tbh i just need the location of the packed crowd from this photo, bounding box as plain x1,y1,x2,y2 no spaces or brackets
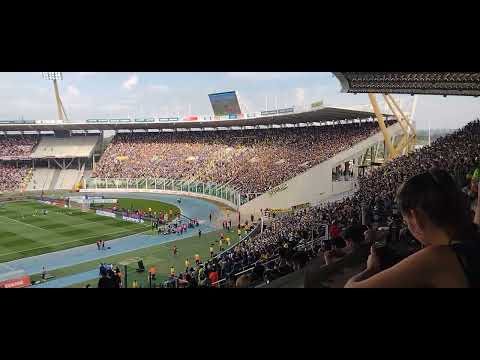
0,136,38,193
0,135,38,159
161,222,263,288
0,164,30,193
92,119,480,288
357,119,480,214
191,119,480,287
93,121,396,195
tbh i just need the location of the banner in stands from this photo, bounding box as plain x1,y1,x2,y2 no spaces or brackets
0,120,35,124
277,107,295,114
109,119,131,123
208,91,242,116
158,117,180,122
267,183,288,196
70,196,117,205
183,115,199,121
291,202,311,211
96,210,117,219
261,110,278,116
122,216,145,224
134,118,155,122
86,119,109,123
0,275,31,288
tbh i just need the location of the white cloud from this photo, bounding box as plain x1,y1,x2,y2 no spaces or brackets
122,74,139,90
67,85,80,96
78,72,97,77
294,87,305,106
148,84,169,92
99,103,134,114
226,72,310,81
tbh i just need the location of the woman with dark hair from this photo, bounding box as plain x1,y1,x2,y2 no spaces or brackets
345,169,480,288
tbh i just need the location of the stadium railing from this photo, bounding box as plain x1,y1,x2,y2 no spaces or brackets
212,222,329,288
84,178,243,210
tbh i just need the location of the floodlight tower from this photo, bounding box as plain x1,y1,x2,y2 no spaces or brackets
42,72,68,122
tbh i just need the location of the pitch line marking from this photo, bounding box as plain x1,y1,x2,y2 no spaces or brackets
0,214,51,233
0,228,151,258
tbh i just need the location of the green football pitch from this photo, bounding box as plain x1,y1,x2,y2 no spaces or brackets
0,199,179,263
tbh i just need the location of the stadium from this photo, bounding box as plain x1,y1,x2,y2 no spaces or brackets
0,72,479,288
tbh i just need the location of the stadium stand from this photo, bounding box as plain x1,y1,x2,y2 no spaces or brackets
155,119,480,288
0,135,38,160
54,169,84,190
31,135,99,158
0,164,30,193
0,135,97,192
25,168,84,191
26,168,55,191
93,120,396,195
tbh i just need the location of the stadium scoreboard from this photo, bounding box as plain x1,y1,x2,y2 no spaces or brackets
208,91,242,117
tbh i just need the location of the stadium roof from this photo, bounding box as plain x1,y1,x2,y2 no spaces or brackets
0,107,384,132
333,72,480,96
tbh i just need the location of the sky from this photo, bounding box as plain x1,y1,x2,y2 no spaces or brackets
0,72,479,130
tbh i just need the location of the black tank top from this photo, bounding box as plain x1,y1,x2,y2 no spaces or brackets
450,242,480,288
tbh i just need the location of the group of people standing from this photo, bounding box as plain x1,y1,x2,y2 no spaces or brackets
96,240,107,251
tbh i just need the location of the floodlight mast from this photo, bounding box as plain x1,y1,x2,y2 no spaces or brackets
42,72,68,123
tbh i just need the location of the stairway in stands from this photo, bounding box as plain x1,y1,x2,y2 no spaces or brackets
48,169,61,191
27,167,86,191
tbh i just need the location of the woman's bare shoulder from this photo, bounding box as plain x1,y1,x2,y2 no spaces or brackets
411,245,457,264
412,245,468,287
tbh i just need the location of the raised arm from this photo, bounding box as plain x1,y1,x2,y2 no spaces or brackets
345,247,433,288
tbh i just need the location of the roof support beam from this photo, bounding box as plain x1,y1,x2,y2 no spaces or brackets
383,95,410,157
368,93,396,161
386,94,417,154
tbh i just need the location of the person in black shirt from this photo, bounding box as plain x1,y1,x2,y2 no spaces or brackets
98,272,112,288
344,223,368,246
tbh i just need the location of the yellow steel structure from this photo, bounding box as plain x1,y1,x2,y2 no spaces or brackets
383,95,410,157
368,93,395,160
386,94,416,153
368,93,416,161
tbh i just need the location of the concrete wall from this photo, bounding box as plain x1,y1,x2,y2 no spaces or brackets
240,123,402,218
